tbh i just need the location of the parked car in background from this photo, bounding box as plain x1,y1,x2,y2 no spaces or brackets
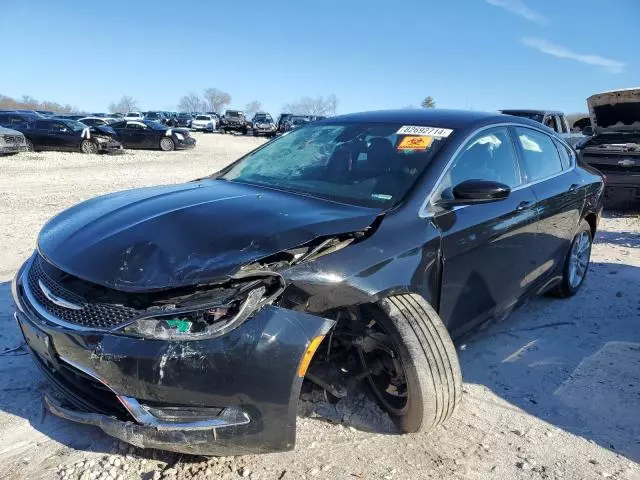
500,109,586,146
0,111,39,127
176,113,193,128
124,112,144,121
575,88,640,207
9,118,122,154
109,120,196,151
12,109,603,456
282,115,310,132
144,111,168,125
251,112,276,137
191,114,217,132
220,110,247,134
0,125,27,155
276,113,293,133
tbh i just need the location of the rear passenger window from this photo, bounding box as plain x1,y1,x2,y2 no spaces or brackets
514,127,563,182
554,141,573,170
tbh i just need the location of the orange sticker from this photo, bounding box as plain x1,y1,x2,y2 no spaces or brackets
397,136,433,151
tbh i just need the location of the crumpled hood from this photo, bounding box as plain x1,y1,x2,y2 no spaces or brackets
588,88,640,133
37,179,380,292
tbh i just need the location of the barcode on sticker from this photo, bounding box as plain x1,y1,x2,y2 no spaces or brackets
397,126,453,137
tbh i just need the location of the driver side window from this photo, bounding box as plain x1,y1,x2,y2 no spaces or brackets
436,127,521,200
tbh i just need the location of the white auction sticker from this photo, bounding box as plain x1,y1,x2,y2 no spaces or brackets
397,126,453,137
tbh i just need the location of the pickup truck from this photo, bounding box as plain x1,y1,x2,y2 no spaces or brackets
500,109,587,146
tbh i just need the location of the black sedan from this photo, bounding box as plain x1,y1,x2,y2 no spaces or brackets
8,118,122,154
109,120,195,151
12,110,603,455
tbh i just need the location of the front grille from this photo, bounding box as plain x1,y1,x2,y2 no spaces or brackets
32,353,131,420
3,135,22,144
26,256,141,329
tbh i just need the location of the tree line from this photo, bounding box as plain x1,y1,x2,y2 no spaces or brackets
108,91,340,117
0,94,74,113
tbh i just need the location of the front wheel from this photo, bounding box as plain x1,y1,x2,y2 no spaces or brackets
359,294,462,433
159,137,175,151
80,139,98,154
554,219,592,297
25,139,34,152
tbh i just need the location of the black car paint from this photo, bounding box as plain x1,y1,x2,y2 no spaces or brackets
109,121,195,150
13,110,603,455
7,119,122,153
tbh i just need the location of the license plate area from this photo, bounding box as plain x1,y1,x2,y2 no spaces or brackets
19,316,57,366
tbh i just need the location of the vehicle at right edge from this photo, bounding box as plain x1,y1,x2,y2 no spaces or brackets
575,88,640,207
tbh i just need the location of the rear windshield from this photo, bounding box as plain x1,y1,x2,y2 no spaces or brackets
219,122,450,208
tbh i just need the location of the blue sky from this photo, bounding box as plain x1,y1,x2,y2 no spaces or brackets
1,0,637,115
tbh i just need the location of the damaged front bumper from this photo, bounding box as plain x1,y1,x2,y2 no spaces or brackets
12,260,333,455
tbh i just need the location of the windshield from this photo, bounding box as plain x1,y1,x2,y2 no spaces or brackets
254,115,271,122
64,120,88,132
178,113,191,118
219,122,449,208
226,111,240,117
144,120,167,130
195,115,210,120
146,112,161,118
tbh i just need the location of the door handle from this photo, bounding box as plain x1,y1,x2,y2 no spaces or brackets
569,183,579,191
516,200,533,211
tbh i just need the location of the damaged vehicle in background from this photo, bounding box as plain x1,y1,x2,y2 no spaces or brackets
12,110,603,455
251,112,276,137
574,88,640,207
7,118,123,154
0,125,28,155
109,120,196,151
220,110,247,135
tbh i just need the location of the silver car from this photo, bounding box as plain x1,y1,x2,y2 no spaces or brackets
0,125,27,155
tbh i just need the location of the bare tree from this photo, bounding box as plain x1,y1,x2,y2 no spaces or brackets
282,95,338,116
178,92,206,113
108,95,139,114
203,88,231,113
0,94,73,113
244,100,262,117
421,96,436,108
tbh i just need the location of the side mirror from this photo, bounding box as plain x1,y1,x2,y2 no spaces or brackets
582,126,593,136
438,179,511,206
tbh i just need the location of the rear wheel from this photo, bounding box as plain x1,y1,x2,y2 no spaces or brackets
359,294,461,433
80,139,98,154
160,137,175,151
554,219,592,297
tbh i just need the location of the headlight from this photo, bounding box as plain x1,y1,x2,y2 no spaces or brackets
175,132,185,140
120,285,267,340
96,137,108,143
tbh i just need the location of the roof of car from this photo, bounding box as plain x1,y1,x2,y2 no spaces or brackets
500,109,563,115
323,109,512,128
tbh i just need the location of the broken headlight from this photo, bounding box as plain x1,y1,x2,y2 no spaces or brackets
120,285,266,340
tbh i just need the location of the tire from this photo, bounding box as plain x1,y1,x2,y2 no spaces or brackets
242,127,247,135
554,219,592,297
25,139,34,152
160,137,175,151
80,139,98,154
361,294,462,433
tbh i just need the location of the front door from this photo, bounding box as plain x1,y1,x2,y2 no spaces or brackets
431,126,539,335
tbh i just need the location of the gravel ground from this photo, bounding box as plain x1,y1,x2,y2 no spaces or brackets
0,133,638,480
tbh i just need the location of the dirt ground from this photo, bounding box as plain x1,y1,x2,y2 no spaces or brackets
0,133,638,480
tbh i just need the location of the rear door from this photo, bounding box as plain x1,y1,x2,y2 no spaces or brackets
432,126,539,335
512,126,584,288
